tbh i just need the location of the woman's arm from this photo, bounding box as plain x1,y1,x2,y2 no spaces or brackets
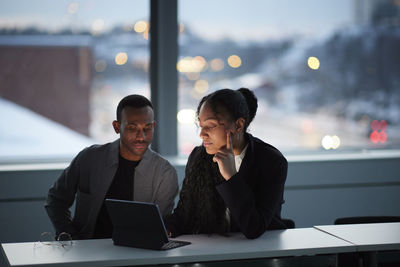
216,154,288,239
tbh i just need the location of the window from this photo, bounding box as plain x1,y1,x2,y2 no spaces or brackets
178,0,400,155
0,0,149,162
2,0,399,160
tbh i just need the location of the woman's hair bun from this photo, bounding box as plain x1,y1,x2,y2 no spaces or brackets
238,88,258,124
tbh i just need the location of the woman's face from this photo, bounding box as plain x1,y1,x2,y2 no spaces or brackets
198,102,233,155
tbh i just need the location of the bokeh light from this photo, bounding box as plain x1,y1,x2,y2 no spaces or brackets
227,55,242,68
177,109,196,124
115,52,128,65
91,19,104,35
177,57,192,72
322,135,341,150
307,56,320,70
134,20,147,33
331,135,341,149
370,131,380,143
322,135,333,150
177,56,207,73
192,56,207,72
370,120,388,143
209,58,224,71
194,80,209,94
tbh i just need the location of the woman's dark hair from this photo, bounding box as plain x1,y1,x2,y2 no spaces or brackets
177,148,230,235
116,94,153,122
196,88,258,132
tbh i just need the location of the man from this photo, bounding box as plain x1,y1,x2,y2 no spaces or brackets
45,95,178,239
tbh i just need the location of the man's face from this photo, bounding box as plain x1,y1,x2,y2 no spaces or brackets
113,106,155,161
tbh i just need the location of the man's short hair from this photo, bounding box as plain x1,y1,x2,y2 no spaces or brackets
116,95,153,122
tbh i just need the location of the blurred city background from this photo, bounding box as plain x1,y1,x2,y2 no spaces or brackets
0,0,399,161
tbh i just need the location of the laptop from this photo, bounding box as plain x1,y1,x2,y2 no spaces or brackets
105,199,191,250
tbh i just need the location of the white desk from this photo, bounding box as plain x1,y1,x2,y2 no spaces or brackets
314,222,400,251
1,228,355,267
314,223,400,267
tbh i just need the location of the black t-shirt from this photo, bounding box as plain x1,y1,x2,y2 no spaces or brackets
93,155,140,238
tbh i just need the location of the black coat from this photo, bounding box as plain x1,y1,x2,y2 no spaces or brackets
166,134,288,239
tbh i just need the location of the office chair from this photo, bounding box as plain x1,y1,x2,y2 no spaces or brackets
334,216,400,267
334,216,400,225
282,218,295,229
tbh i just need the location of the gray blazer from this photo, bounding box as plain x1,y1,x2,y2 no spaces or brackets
45,139,178,239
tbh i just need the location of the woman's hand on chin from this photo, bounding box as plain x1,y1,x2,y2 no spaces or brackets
213,132,237,180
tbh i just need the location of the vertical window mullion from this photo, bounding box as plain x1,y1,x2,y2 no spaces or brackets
150,0,178,155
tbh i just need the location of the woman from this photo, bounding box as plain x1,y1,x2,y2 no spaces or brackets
165,88,288,239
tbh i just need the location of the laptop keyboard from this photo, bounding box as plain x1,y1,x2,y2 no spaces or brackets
161,240,191,250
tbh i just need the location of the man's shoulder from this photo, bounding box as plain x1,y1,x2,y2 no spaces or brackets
76,140,118,160
143,148,174,169
136,148,178,185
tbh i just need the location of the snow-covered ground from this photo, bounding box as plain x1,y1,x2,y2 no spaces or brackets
0,98,94,162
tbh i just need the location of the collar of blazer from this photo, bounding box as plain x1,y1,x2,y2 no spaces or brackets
106,138,156,172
